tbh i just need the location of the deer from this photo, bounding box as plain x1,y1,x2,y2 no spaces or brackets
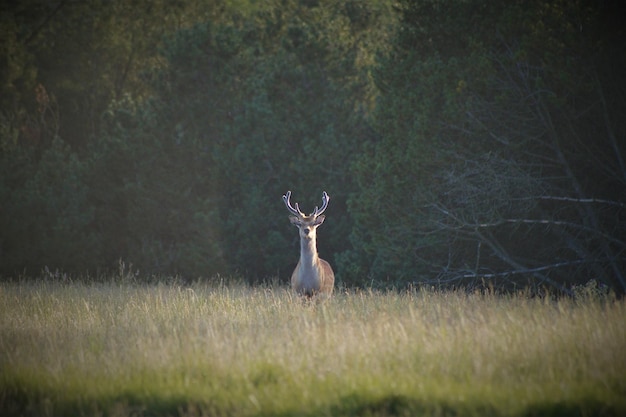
283,190,335,298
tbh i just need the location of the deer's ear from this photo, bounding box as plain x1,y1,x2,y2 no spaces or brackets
289,216,301,225
313,215,325,225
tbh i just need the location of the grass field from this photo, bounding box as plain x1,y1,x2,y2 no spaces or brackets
1,279,625,416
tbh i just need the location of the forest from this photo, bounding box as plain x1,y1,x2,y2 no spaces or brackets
1,0,625,293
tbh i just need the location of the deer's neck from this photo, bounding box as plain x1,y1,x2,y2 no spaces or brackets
295,235,326,294
299,236,320,268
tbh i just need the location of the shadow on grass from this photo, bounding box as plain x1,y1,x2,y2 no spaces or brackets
2,390,624,417
520,400,621,417
0,389,230,417
330,393,495,417
328,393,622,417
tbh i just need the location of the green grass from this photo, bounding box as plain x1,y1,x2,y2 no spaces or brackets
1,280,625,416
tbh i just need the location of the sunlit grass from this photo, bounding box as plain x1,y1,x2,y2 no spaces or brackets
1,279,625,416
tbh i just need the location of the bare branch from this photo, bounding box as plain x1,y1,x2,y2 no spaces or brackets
478,218,624,248
474,229,574,295
595,70,626,184
511,195,626,208
23,1,68,45
462,259,596,279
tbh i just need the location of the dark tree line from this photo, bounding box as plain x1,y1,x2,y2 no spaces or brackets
343,0,626,292
1,0,624,293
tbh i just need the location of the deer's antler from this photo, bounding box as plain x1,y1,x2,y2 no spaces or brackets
283,191,330,217
283,190,305,217
312,191,330,217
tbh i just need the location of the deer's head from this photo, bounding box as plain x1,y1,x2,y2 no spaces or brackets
283,191,330,240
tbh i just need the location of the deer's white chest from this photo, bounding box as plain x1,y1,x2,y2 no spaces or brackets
296,260,323,291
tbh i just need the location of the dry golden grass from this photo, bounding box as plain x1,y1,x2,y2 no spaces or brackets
1,280,625,416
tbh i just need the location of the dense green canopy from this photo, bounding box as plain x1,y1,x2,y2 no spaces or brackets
1,0,624,292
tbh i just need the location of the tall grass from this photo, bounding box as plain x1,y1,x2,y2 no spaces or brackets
1,280,625,416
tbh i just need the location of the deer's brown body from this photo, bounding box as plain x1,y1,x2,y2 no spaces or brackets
283,191,335,297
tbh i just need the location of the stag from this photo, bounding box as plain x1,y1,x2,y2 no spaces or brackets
283,191,335,297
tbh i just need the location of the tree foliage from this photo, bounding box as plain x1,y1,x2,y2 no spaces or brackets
1,0,624,293
346,0,626,291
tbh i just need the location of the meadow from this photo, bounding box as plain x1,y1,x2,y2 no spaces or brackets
1,278,625,416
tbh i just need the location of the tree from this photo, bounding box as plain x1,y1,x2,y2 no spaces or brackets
347,0,626,292
0,138,98,273
78,0,395,281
